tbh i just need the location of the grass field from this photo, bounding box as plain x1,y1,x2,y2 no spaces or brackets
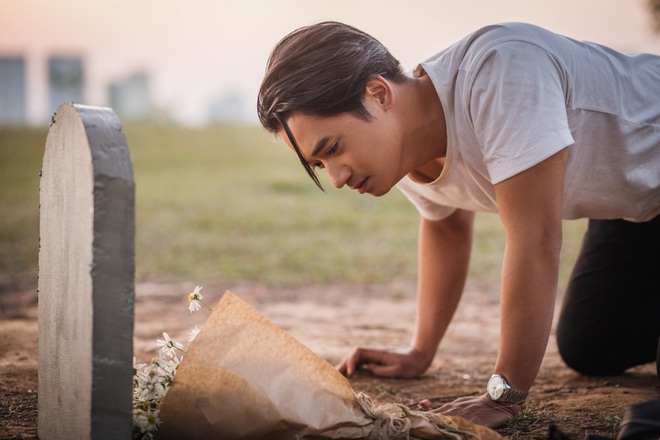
0,124,587,289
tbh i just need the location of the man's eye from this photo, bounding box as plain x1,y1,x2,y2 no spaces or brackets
326,142,338,157
313,162,325,170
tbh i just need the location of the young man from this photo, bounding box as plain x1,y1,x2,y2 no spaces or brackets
257,21,660,428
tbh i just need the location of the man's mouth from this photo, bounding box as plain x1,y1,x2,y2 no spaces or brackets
354,177,369,194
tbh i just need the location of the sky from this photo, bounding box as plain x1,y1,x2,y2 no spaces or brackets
1,0,659,125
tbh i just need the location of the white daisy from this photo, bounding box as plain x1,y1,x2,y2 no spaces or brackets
187,286,212,313
156,355,180,377
156,332,184,358
139,368,167,401
188,286,204,312
133,407,160,437
188,325,201,342
133,356,147,374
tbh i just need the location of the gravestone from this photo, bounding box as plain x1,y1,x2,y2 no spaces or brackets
38,103,135,439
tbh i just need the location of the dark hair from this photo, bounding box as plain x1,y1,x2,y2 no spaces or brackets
257,21,408,189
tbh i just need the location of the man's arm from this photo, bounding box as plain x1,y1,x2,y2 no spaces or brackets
412,209,474,367
493,149,566,391
337,208,474,377
437,148,567,428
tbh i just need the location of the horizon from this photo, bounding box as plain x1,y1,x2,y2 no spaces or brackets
1,0,658,125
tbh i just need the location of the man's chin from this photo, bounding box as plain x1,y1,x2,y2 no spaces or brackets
368,185,392,197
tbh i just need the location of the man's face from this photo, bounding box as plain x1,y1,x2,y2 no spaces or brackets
279,100,405,197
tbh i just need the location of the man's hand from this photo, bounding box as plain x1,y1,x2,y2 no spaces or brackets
336,347,430,378
433,394,520,429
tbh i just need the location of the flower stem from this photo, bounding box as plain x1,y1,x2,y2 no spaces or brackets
199,299,213,312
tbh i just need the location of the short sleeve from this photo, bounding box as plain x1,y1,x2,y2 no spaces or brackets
466,41,575,183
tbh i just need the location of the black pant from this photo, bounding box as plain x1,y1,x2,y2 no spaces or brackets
556,215,660,376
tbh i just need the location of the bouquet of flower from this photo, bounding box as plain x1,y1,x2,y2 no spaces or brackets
132,286,211,439
147,290,503,440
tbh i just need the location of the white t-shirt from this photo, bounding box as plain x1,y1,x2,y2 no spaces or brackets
396,23,660,222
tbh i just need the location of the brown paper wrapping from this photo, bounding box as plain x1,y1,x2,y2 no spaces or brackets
158,291,504,440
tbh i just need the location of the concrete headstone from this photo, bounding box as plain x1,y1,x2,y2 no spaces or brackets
38,103,135,439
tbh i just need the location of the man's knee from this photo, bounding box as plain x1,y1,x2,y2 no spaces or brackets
557,343,626,376
556,322,627,376
557,321,659,376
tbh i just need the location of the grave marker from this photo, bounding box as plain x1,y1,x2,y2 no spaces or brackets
38,103,135,439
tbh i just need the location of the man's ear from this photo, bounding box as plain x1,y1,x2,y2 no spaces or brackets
364,76,394,110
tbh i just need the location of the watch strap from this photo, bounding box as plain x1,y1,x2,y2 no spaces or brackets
500,387,528,404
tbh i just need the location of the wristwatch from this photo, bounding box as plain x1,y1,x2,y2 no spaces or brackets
486,374,528,404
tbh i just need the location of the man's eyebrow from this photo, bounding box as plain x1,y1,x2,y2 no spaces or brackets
311,136,330,158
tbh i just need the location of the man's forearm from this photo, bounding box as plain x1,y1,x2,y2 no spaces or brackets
412,211,474,364
494,240,561,392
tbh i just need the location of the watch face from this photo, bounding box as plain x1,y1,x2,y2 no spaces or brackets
487,375,505,400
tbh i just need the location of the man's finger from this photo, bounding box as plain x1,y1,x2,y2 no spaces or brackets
338,348,367,376
364,362,400,377
336,347,393,376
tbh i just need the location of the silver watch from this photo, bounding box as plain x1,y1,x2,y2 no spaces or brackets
486,374,528,404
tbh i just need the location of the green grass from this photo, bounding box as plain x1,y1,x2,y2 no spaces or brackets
0,124,586,288
0,127,47,285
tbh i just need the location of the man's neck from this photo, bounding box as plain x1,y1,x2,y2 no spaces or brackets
398,70,448,179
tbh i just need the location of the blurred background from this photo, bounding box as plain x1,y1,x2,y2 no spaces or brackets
1,0,659,293
1,0,659,126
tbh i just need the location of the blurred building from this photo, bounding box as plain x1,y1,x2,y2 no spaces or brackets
108,72,151,122
208,91,249,124
48,56,85,117
0,56,27,125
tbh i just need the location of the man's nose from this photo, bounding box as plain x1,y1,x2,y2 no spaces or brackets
328,163,351,189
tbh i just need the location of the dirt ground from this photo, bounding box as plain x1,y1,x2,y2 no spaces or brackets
1,279,658,440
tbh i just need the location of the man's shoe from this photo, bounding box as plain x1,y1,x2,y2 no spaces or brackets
615,399,660,440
